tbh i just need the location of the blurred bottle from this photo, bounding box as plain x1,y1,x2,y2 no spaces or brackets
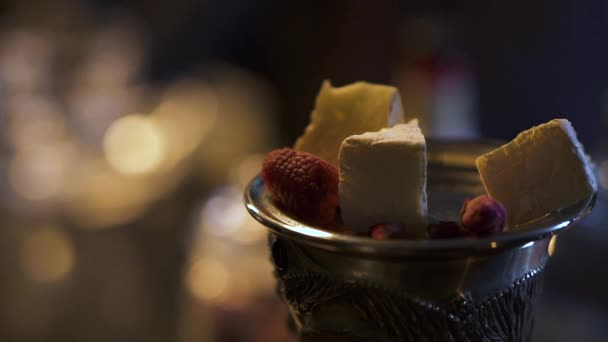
393,16,478,138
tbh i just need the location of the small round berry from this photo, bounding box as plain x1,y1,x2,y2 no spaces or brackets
460,195,507,236
369,223,407,240
262,148,339,226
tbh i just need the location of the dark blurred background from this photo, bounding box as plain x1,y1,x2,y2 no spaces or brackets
0,0,606,341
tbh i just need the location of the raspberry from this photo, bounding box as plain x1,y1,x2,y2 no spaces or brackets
427,221,464,239
262,148,339,225
369,223,406,240
460,195,507,236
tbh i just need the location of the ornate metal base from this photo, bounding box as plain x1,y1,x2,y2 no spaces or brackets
271,234,544,342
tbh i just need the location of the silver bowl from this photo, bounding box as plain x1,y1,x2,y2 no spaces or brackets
244,139,595,341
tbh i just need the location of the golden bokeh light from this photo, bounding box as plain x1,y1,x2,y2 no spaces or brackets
21,227,75,283
63,156,153,229
5,94,67,150
222,257,276,309
9,144,73,201
66,85,139,144
196,65,277,185
187,258,229,303
201,187,247,238
152,80,218,170
103,114,167,175
77,18,143,88
0,31,52,90
198,185,267,244
229,154,265,189
231,214,266,245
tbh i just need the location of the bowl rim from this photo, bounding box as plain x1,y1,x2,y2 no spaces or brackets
244,139,596,257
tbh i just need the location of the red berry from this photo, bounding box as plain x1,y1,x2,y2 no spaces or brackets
262,148,339,225
460,195,507,236
427,221,464,239
369,223,406,240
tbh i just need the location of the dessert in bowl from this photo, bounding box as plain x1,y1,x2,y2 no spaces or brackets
244,81,596,341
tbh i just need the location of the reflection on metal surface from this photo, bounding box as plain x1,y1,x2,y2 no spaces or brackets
521,241,535,249
21,227,75,283
103,114,167,175
293,228,333,238
548,235,557,256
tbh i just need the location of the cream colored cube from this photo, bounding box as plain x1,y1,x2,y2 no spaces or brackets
476,119,597,225
295,80,404,167
338,121,427,234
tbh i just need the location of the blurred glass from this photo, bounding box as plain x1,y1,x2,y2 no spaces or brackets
0,1,284,341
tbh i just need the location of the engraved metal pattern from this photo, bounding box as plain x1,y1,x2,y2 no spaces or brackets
278,269,542,342
268,230,544,342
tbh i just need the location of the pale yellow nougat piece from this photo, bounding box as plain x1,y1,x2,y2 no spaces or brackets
339,120,427,234
295,80,404,167
476,119,597,225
